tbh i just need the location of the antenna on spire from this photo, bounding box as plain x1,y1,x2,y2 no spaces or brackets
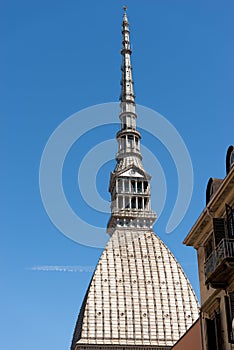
123,5,127,12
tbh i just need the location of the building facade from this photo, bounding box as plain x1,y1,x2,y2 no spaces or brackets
184,145,234,350
71,9,199,349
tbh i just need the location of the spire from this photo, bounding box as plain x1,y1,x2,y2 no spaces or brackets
120,6,135,107
106,8,156,234
117,6,141,162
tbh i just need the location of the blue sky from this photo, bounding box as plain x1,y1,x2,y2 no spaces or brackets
2,1,234,349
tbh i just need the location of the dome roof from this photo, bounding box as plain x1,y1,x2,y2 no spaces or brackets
71,229,199,349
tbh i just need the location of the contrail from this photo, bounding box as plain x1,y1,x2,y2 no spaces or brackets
29,265,95,272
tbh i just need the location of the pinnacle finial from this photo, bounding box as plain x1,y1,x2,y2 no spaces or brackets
123,5,128,23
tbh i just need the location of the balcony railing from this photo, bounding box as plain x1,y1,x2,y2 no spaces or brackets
205,238,234,280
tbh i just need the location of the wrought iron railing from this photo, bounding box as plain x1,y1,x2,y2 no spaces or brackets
205,238,234,279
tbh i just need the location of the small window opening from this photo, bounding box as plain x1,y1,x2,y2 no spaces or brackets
118,179,123,193
131,197,136,209
125,196,130,209
118,196,123,209
137,181,142,193
131,180,135,192
138,197,143,209
124,179,129,192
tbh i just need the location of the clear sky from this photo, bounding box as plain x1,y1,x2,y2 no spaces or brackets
2,1,234,349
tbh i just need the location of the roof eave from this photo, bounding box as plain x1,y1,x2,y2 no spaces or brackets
183,166,234,248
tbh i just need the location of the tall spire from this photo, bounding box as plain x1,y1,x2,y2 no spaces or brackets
107,7,156,234
116,6,141,164
120,6,135,108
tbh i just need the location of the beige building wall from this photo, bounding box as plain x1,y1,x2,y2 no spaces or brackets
184,146,234,350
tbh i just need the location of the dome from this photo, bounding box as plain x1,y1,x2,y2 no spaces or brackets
71,230,199,349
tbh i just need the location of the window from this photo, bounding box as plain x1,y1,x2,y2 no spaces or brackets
126,115,131,129
125,196,130,209
204,236,214,259
135,137,139,147
231,150,234,168
213,218,226,246
144,198,149,210
121,136,126,149
118,196,123,209
122,116,127,130
137,181,142,193
206,318,216,349
124,179,129,192
131,180,135,192
227,147,234,173
118,179,123,193
138,197,143,209
225,292,234,343
144,181,148,192
128,135,134,148
206,312,222,350
226,204,234,238
131,197,136,209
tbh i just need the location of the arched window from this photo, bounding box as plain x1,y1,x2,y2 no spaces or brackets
226,145,234,174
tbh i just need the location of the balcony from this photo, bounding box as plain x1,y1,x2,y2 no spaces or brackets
205,238,234,288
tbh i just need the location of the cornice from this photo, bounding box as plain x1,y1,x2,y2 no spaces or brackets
183,166,234,248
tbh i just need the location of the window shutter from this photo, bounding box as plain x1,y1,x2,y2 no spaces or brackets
226,204,234,238
213,218,226,246
204,236,213,259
